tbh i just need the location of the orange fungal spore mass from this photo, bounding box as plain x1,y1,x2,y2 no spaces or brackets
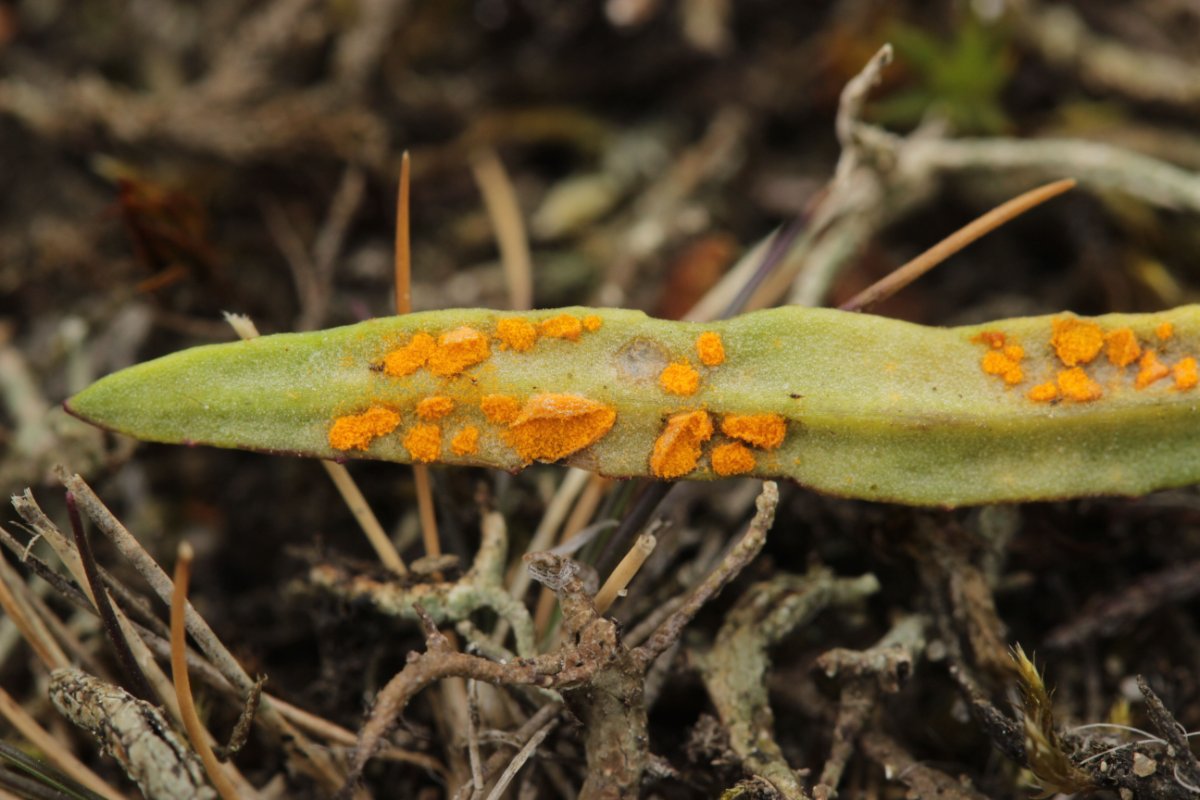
539,314,583,341
659,362,701,396
583,315,602,332
1173,357,1198,390
495,318,538,352
1057,368,1102,402
1027,383,1059,403
980,348,1024,386
721,414,787,450
481,394,522,424
383,333,435,377
504,393,616,462
696,332,725,366
1157,322,1175,341
1051,318,1104,367
416,396,455,421
328,406,401,451
451,426,480,456
1105,328,1141,368
1136,351,1170,389
711,442,755,476
428,326,490,376
404,424,441,462
650,410,713,479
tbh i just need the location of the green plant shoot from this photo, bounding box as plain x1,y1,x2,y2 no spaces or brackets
66,304,1200,507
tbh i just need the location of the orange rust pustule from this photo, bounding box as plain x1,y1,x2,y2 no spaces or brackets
583,315,602,332
416,396,455,421
981,345,1024,386
481,394,522,424
1027,382,1059,403
451,426,480,456
1051,318,1104,367
328,406,401,451
710,442,755,476
650,410,713,479
404,424,441,462
504,393,616,462
539,314,583,341
659,362,701,396
1057,367,1102,402
495,318,538,352
428,326,490,376
1136,351,1170,389
383,332,435,377
721,414,787,450
1157,322,1175,341
1105,328,1141,368
696,331,725,367
1173,357,1198,390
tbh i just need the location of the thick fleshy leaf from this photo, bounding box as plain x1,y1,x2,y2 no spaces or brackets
67,305,1200,506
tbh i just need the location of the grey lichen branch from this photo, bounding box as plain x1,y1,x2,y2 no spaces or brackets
309,510,537,657
693,566,882,800
342,559,620,797
812,614,928,799
859,731,991,800
348,481,783,800
50,668,217,800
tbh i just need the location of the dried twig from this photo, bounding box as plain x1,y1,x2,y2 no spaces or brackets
635,481,779,666
1046,560,1200,649
66,491,154,701
1137,675,1200,789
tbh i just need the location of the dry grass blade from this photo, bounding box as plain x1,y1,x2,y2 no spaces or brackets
321,459,408,575
395,151,412,316
0,551,68,671
471,147,535,312
593,532,656,615
170,542,242,800
395,154,443,567
840,178,1077,312
482,716,558,800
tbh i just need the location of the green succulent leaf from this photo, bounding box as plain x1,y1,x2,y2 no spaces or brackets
67,305,1200,507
